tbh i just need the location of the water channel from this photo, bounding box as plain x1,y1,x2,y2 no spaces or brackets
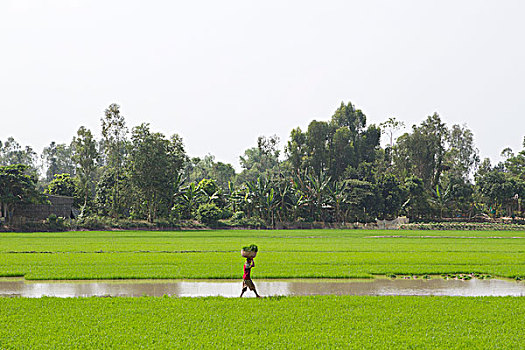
0,278,524,298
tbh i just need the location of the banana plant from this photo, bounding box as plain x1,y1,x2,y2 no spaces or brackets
174,182,206,219
225,181,244,213
246,175,279,226
286,189,307,222
326,180,348,223
275,175,295,223
432,182,452,218
305,171,331,222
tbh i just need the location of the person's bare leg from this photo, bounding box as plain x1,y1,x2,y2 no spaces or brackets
253,287,261,298
240,286,247,297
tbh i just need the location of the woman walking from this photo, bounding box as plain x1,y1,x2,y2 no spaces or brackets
240,257,261,298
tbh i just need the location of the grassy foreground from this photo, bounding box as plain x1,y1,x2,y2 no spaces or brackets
0,229,525,280
0,296,523,349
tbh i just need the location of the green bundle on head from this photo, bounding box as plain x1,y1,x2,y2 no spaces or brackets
242,244,258,252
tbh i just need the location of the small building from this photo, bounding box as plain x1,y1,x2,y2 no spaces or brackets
15,194,75,221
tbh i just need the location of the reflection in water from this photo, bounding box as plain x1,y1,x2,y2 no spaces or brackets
286,278,525,297
0,278,524,298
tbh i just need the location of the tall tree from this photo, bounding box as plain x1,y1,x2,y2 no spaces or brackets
0,137,37,170
305,120,331,176
129,123,186,222
100,103,128,216
71,126,98,215
504,137,525,181
394,113,447,190
237,135,281,185
286,102,381,182
380,117,405,149
185,155,235,191
41,142,75,183
285,127,307,171
330,101,366,137
329,127,354,180
445,124,479,179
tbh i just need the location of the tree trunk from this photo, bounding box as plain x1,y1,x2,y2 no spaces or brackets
6,204,13,225
81,185,89,217
148,194,153,223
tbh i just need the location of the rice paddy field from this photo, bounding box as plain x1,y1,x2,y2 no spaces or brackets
1,229,525,349
0,229,524,280
0,296,524,349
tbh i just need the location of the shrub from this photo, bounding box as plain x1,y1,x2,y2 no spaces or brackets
399,222,525,231
196,203,222,227
222,213,266,229
220,208,233,220
47,214,57,224
46,214,67,231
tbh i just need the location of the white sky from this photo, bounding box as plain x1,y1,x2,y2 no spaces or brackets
1,0,524,170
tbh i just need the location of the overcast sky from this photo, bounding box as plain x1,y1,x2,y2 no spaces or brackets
1,0,524,170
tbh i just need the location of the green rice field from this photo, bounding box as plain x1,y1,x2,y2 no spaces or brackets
1,229,525,349
0,229,524,280
0,296,524,349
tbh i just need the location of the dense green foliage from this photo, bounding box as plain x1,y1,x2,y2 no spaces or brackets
45,173,79,204
0,230,524,280
196,202,223,227
129,123,186,222
2,101,525,227
0,164,42,224
0,296,523,349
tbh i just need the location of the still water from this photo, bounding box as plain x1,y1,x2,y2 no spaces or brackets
0,278,524,298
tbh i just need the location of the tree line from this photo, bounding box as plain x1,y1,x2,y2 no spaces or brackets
1,101,524,226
